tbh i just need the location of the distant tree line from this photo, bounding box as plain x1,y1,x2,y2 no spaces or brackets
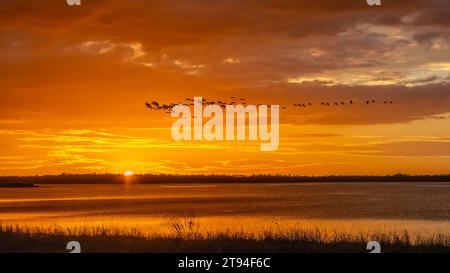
0,173,449,185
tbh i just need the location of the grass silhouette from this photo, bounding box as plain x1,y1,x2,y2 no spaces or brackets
1,220,448,253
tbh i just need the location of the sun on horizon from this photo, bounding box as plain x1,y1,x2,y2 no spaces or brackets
123,170,134,177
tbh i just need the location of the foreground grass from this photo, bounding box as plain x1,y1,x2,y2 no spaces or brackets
1,224,449,253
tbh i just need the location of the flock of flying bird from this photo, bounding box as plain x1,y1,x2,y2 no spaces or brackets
145,97,394,114
295,99,394,107
145,97,249,114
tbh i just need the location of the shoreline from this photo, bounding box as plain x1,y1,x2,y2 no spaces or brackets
0,183,37,188
1,174,450,185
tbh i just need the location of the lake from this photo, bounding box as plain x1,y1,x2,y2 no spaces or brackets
1,182,449,236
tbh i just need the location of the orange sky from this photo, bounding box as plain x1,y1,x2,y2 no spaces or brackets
0,0,449,176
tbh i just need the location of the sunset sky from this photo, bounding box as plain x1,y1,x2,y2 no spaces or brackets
1,0,449,176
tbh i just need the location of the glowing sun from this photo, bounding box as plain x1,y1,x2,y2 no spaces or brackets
123,170,134,177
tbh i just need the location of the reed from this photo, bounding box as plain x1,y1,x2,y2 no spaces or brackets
0,221,448,253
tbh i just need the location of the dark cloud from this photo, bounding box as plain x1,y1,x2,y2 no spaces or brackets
250,83,450,125
1,0,450,127
412,30,450,49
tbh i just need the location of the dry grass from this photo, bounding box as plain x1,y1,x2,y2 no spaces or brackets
0,219,449,253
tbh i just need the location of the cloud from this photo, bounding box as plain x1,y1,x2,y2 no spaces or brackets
2,0,450,87
351,140,450,157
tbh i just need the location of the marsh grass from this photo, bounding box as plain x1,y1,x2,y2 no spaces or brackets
167,216,201,239
0,220,449,253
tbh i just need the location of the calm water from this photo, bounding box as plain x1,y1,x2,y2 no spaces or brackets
1,182,449,235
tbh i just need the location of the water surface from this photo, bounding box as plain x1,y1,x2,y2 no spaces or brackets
1,182,449,236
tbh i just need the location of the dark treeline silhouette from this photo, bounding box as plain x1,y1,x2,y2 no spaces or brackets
0,182,38,188
0,173,449,185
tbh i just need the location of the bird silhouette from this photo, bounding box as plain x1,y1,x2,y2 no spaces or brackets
144,96,396,116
